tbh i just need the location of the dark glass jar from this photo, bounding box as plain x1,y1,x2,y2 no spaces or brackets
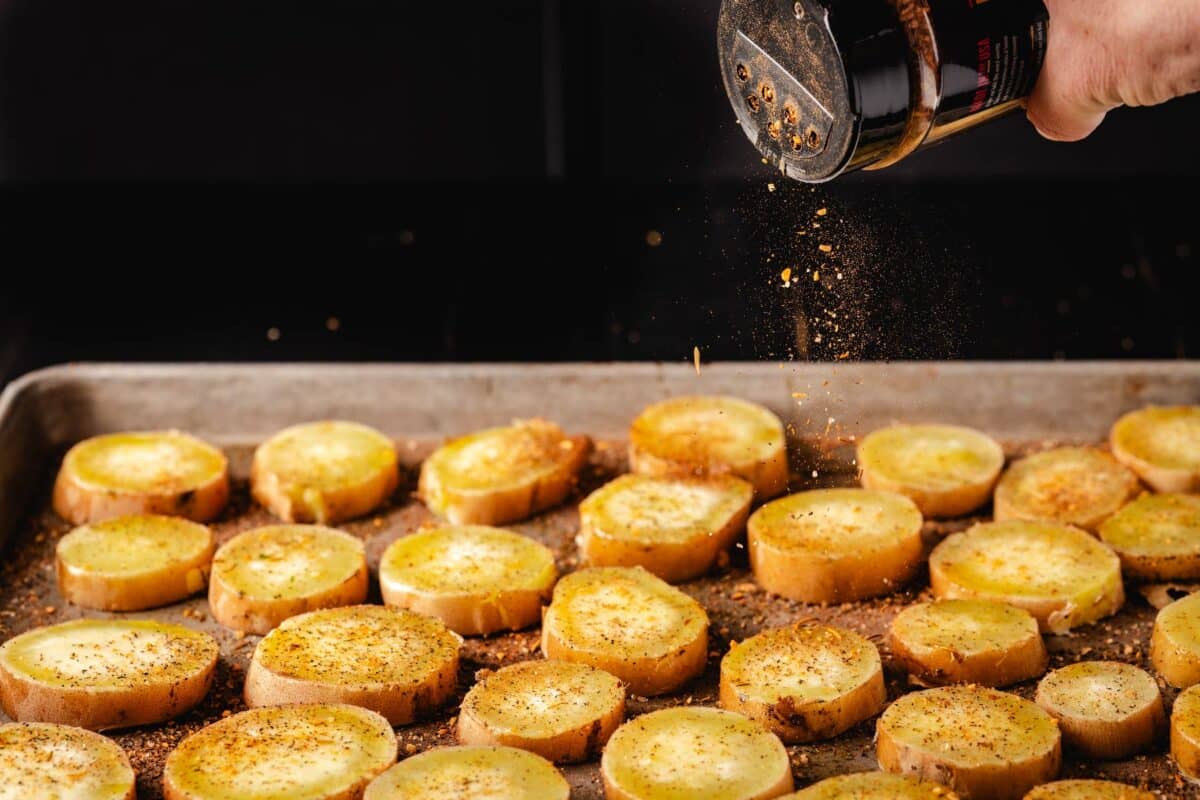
718,0,1049,182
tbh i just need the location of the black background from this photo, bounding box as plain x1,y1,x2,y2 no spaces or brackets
1,0,1198,385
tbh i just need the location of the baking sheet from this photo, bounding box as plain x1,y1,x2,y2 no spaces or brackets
1,362,1198,798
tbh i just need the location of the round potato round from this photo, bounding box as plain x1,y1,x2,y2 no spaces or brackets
786,771,959,799
364,745,569,800
1035,661,1164,760
0,722,136,800
1099,493,1200,581
1111,405,1200,493
1172,683,1200,784
993,447,1139,532
1151,590,1200,688
1022,780,1155,799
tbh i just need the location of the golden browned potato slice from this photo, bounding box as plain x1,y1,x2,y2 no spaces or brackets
418,419,591,525
786,771,960,799
889,599,1047,688
245,605,460,725
0,722,136,800
540,566,708,697
1151,590,1200,688
163,704,397,800
1034,661,1164,760
1022,780,1155,799
378,525,557,636
993,447,1139,532
1172,683,1200,784
364,746,569,800
747,489,924,603
857,424,1004,517
457,659,625,763
53,430,229,525
601,707,793,800
876,685,1061,800
1099,493,1200,581
0,619,217,731
929,520,1124,634
209,524,368,635
577,474,753,582
719,623,885,743
56,513,215,611
1111,405,1200,493
251,420,399,524
629,396,788,499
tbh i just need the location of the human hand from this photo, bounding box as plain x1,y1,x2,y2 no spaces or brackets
1026,0,1200,141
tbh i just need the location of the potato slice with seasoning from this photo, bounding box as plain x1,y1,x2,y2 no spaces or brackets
719,622,885,743
252,420,399,524
457,659,624,763
0,722,136,800
1151,590,1200,688
53,430,229,525
419,419,591,525
541,566,708,697
787,771,959,799
379,525,557,636
364,745,569,800
601,706,793,800
56,513,215,611
857,424,1004,517
1099,493,1200,581
245,605,460,725
876,685,1061,800
0,618,217,731
163,704,397,800
1022,780,1155,799
209,524,368,635
929,520,1124,633
748,489,924,603
994,447,1139,531
629,396,788,499
1111,405,1200,493
889,599,1047,688
577,474,753,582
1035,661,1164,760
1172,683,1200,784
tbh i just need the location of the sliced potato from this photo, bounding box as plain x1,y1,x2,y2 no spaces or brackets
0,618,217,731
1172,683,1200,784
601,706,793,800
56,513,215,611
418,419,591,525
364,745,569,800
876,685,1062,800
53,430,229,525
577,474,753,582
252,420,399,524
1099,493,1200,581
1035,661,1164,760
1151,590,1200,688
1111,405,1200,493
1022,780,1155,799
245,605,460,725
747,488,924,603
379,525,557,636
788,771,960,799
457,659,625,763
719,622,885,743
540,566,708,697
929,520,1124,633
0,722,135,800
889,599,1047,688
629,395,788,499
209,524,368,635
163,703,397,800
993,447,1139,532
857,424,1004,517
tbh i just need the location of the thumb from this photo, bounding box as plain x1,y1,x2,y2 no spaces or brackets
1025,50,1113,142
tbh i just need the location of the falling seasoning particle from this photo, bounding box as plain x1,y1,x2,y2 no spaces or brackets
811,470,819,478
325,316,341,332
693,346,702,375
836,272,843,280
780,267,792,284
818,244,833,253
816,208,827,216
645,230,663,248
812,270,820,282
767,183,777,192
266,327,281,342
837,351,851,359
